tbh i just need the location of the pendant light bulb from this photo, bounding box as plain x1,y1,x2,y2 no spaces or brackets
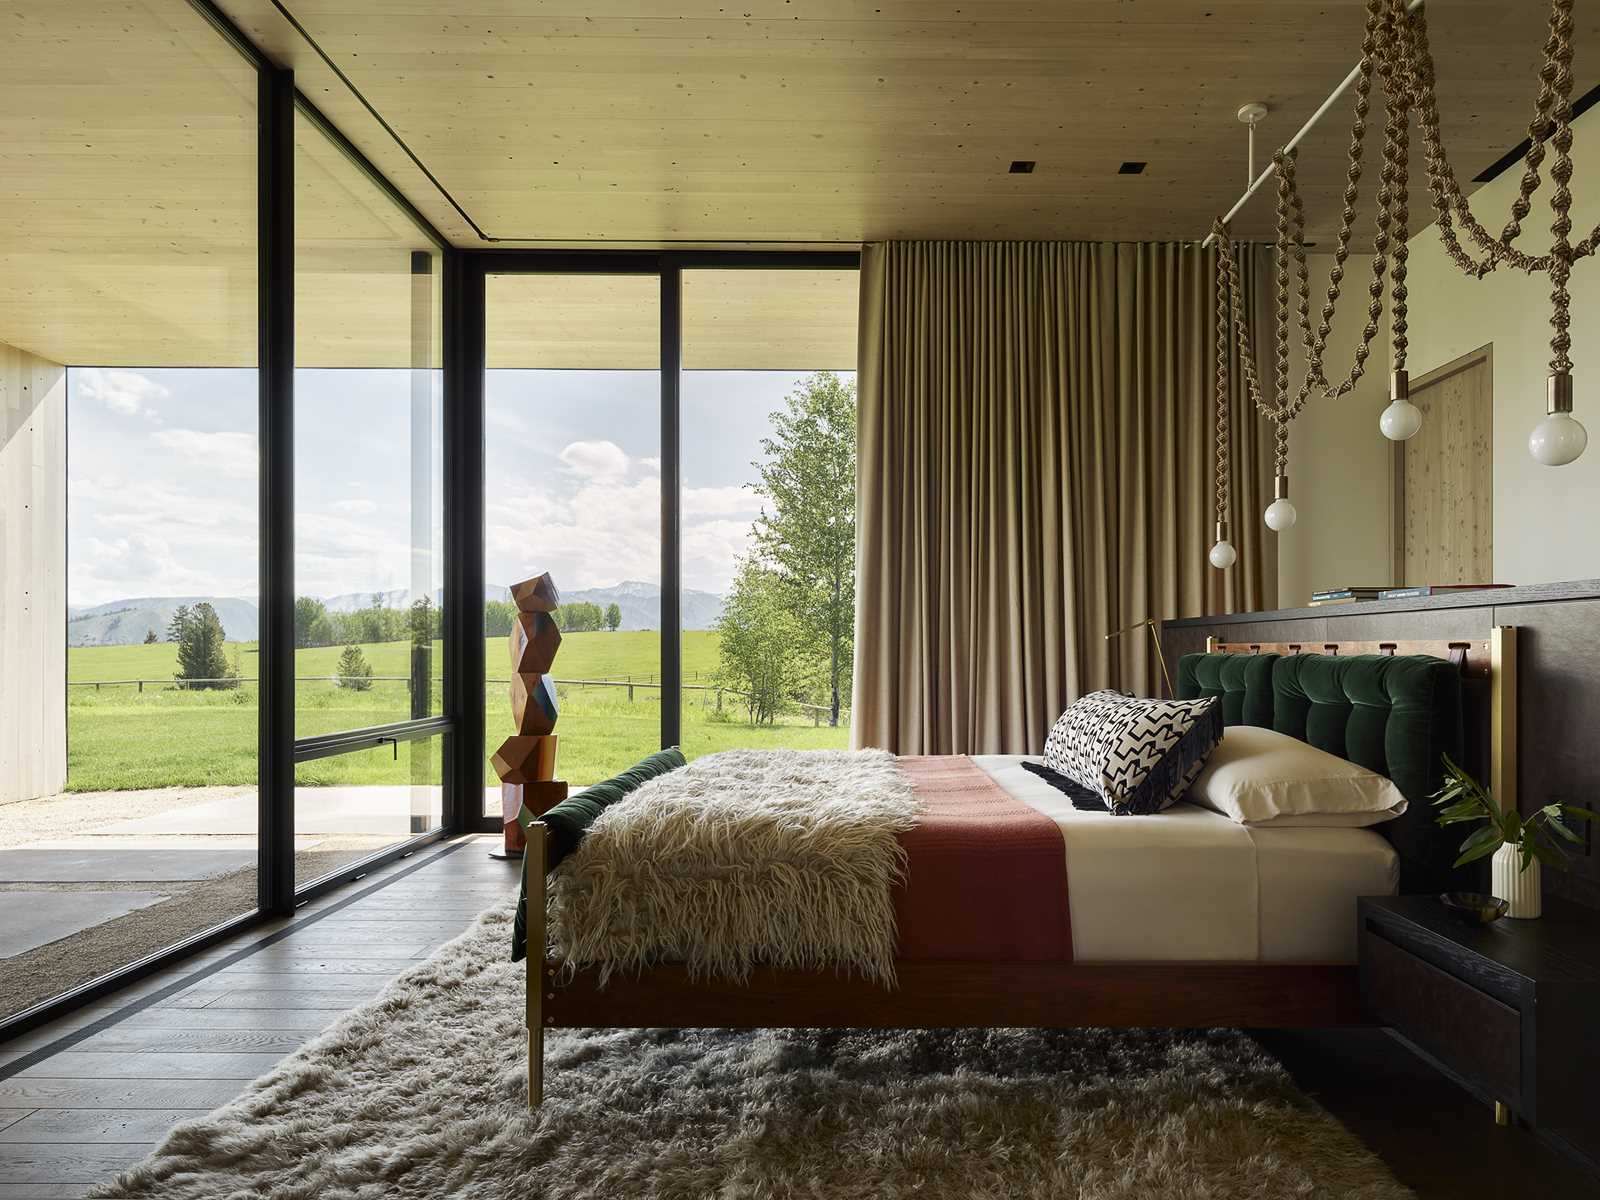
1380,369,1422,441
1530,412,1587,465
1530,373,1586,466
1380,399,1422,440
1264,475,1295,531
1208,522,1237,569
1264,498,1298,531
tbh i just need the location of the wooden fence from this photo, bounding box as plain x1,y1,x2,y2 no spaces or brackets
69,675,844,725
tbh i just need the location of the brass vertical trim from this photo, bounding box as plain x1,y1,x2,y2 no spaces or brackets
1490,626,1518,813
525,821,548,1107
1205,636,1220,653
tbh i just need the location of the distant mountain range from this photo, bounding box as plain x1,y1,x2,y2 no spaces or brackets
68,581,723,646
553,580,724,633
67,596,263,648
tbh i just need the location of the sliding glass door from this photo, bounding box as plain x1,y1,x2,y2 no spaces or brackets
468,257,858,824
0,0,261,1025
678,269,861,757
482,272,661,808
291,108,447,889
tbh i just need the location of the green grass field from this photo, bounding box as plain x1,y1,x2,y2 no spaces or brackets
65,631,848,792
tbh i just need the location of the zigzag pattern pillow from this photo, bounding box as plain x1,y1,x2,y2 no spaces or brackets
1040,690,1224,816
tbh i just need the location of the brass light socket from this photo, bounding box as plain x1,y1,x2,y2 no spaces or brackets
1548,371,1574,415
1214,520,1229,543
1274,474,1289,501
1390,369,1409,402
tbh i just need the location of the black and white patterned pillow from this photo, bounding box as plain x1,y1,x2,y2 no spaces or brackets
1036,690,1223,815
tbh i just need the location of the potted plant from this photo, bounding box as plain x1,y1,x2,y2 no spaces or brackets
1431,755,1598,919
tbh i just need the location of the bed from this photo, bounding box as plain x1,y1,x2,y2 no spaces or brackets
518,639,1501,1105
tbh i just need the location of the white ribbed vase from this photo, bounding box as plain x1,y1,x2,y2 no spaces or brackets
1491,843,1542,919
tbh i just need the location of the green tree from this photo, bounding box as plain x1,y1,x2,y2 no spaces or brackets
751,370,856,726
554,601,603,632
337,644,373,691
484,599,517,637
171,602,238,690
604,602,622,632
409,597,440,644
143,628,158,645
294,596,330,648
715,557,802,725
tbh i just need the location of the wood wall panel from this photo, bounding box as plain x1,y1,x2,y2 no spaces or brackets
0,342,67,804
1401,352,1493,586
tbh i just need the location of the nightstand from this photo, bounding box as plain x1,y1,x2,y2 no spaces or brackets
1359,895,1600,1173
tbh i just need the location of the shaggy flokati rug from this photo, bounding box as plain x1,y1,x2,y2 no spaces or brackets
91,898,1413,1200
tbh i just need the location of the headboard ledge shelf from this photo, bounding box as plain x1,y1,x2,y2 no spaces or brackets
1203,637,1491,681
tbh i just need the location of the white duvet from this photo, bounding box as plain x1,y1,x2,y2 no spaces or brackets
975,756,1399,964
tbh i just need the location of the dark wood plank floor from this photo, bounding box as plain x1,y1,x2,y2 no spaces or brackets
0,835,519,1199
4,837,1596,1198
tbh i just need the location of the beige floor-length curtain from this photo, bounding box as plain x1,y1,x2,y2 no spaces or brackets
853,240,1275,755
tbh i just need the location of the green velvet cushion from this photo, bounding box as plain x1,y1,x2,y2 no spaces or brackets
1176,650,1278,727
1177,650,1463,893
510,746,687,962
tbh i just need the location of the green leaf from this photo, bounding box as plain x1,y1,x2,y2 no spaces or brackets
1454,836,1504,868
1547,813,1583,844
1561,805,1600,822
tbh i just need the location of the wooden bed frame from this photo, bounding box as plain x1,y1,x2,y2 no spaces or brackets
520,631,1517,1106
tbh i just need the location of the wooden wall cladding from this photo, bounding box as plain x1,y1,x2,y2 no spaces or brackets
1165,582,1600,909
0,341,67,803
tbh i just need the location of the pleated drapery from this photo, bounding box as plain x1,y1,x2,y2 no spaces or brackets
852,241,1275,756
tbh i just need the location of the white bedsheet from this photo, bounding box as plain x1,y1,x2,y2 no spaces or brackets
973,755,1399,963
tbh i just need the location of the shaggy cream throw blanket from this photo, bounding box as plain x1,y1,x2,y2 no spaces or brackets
547,748,919,986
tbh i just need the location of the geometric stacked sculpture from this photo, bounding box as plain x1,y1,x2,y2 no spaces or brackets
491,572,568,857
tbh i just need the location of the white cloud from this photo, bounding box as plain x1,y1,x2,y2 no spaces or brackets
150,430,259,477
76,368,169,418
682,484,757,519
330,498,379,516
558,439,631,482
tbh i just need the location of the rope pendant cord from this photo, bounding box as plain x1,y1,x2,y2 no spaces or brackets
1206,0,1588,551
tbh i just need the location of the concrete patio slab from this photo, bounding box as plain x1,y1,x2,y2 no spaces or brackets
0,891,169,958
0,848,256,883
103,787,442,838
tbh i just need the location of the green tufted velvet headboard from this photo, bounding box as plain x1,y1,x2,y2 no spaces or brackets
1177,650,1465,894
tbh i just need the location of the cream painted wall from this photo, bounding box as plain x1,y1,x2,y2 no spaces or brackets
1274,255,1397,607
1407,107,1600,586
0,340,66,803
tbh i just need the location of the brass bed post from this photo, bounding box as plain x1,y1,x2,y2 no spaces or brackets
1490,626,1518,814
526,820,549,1108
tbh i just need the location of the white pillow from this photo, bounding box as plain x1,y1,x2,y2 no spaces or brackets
1186,725,1407,828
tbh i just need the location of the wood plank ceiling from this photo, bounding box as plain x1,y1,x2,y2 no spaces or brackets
0,0,1595,367
219,0,1600,245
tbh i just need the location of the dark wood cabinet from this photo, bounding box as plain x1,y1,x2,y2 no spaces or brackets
1359,895,1600,1174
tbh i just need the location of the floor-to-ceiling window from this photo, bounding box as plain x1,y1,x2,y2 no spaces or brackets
473,261,857,815
482,272,661,801
0,0,260,1021
679,268,860,758
292,109,446,889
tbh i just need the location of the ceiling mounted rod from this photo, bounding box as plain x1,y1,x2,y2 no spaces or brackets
1201,0,1425,248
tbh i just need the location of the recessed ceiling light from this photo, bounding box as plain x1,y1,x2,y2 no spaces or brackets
1119,161,1147,175
1009,160,1036,174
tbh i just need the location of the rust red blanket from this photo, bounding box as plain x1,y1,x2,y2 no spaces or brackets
893,755,1073,962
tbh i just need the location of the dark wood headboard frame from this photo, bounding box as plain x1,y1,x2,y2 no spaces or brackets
1200,629,1517,816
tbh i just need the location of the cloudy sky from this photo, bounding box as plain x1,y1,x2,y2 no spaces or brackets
67,366,846,608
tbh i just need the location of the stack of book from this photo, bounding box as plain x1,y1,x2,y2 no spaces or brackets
1310,584,1514,606
1376,584,1513,600
1309,587,1387,606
